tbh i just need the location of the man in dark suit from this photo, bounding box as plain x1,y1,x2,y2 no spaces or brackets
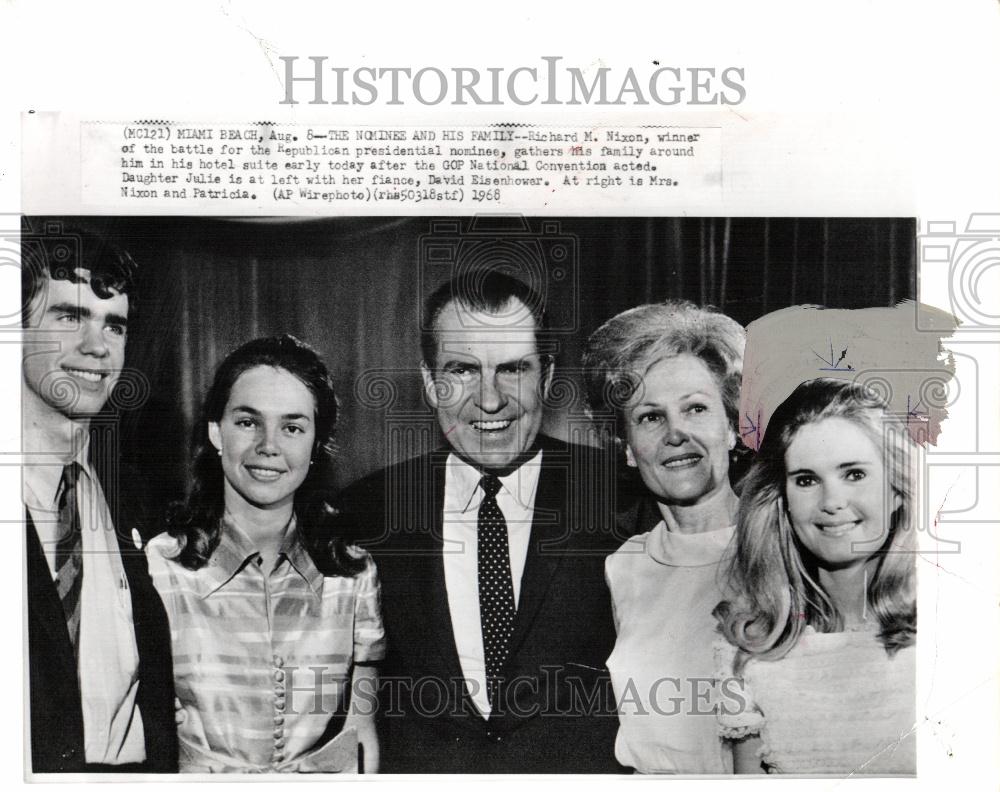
336,271,623,773
21,228,177,773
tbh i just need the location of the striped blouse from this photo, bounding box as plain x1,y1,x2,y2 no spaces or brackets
146,514,385,773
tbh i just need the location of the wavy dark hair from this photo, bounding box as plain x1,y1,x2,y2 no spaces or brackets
420,269,552,371
166,334,364,577
22,226,138,326
715,378,917,668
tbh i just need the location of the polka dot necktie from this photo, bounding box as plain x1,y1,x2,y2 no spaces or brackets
54,463,83,655
478,474,516,711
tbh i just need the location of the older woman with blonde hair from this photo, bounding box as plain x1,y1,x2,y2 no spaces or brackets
583,300,746,774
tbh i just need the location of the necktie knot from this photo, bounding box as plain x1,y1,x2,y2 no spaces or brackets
57,462,81,510
480,474,503,500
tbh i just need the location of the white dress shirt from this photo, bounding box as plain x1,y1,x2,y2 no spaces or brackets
24,443,146,765
441,450,542,717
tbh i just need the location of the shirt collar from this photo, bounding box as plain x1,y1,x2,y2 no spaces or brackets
202,512,323,599
22,434,93,511
446,449,544,514
280,522,325,598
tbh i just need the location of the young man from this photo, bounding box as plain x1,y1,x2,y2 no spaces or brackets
22,228,177,773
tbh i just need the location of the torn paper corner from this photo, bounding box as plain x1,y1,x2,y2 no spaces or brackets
740,302,960,448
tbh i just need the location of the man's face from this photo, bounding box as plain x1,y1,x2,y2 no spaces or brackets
422,298,552,473
22,271,128,419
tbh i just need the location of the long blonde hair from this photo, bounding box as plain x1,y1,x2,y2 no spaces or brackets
715,379,917,666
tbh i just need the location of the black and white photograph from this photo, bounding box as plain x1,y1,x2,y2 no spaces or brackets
20,215,926,775
5,1,1000,788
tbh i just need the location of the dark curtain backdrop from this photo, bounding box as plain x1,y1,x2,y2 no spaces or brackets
25,216,915,519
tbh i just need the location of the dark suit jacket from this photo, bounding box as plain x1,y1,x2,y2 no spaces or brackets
335,435,631,774
25,445,178,774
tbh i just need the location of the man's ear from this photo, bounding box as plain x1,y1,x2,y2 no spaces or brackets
540,356,555,400
420,362,440,409
208,422,222,453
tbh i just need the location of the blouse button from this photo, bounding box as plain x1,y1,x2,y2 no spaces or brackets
273,654,285,668
274,700,286,713
274,737,285,749
274,715,285,726
274,669,286,684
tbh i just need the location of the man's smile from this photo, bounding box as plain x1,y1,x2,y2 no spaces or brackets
62,366,110,384
472,419,514,433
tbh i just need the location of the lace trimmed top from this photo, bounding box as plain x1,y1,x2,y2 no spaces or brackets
715,627,916,775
